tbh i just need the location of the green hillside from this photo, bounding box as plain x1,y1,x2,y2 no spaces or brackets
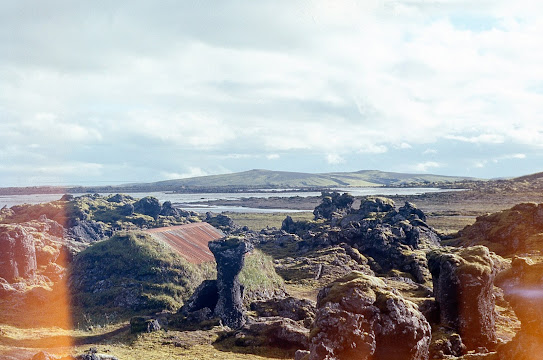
125,169,474,191
0,169,478,195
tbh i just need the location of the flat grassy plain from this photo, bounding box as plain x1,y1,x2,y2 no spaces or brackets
0,323,292,360
225,211,313,231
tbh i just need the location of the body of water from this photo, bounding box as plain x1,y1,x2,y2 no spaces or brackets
0,187,458,213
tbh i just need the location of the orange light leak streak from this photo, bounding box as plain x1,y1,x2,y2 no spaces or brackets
23,191,74,355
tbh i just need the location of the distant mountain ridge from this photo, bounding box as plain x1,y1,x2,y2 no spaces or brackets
143,169,474,189
0,169,480,195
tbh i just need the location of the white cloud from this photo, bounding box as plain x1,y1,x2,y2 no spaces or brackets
413,161,442,172
326,154,346,165
219,154,257,160
161,167,208,180
394,142,412,149
358,144,388,154
445,134,505,144
2,1,543,184
266,154,280,160
509,153,526,159
492,153,527,163
423,148,438,155
473,160,487,168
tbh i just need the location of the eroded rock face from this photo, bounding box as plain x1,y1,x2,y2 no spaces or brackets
66,220,110,243
0,225,37,282
496,258,543,360
250,296,316,327
180,280,219,315
301,198,440,284
133,196,161,219
208,237,253,328
457,202,543,255
205,213,237,233
427,246,497,351
313,192,354,220
233,317,310,349
358,197,395,217
159,201,180,217
309,271,431,360
330,222,436,284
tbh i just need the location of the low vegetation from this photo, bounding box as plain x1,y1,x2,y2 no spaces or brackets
239,249,285,301
225,211,313,231
70,232,206,324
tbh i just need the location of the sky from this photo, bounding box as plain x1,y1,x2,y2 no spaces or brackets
2,0,543,187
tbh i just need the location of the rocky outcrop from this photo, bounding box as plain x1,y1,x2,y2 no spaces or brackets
178,247,286,329
427,246,497,351
496,258,543,360
398,201,427,223
107,193,135,203
66,220,110,243
309,271,431,360
313,192,354,220
250,296,316,327
429,330,467,358
30,348,119,360
274,244,374,285
0,225,37,282
328,223,437,283
31,215,65,238
133,196,162,219
293,197,440,284
358,196,395,217
181,280,219,315
233,317,309,349
456,202,543,255
130,316,161,333
205,213,237,233
159,200,180,217
208,237,253,329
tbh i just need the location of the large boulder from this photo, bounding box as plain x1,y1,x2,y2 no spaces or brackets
306,197,440,284
358,197,395,217
309,271,431,360
250,296,316,327
273,245,374,285
208,236,253,329
427,246,497,351
0,225,37,282
133,196,161,219
330,222,435,284
205,213,236,233
398,202,427,223
233,317,310,349
456,202,543,255
130,316,161,333
313,192,354,220
66,220,109,243
107,193,135,203
159,201,180,217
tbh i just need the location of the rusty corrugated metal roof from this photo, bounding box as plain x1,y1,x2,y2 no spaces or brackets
145,222,224,264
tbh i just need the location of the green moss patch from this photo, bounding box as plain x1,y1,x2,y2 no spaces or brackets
318,271,387,306
70,231,206,324
239,249,285,299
